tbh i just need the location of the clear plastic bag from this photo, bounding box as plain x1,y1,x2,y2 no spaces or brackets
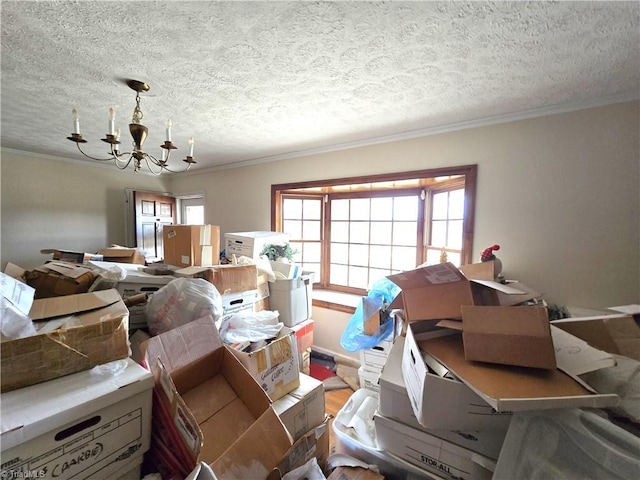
340,277,400,352
219,310,283,344
145,277,223,336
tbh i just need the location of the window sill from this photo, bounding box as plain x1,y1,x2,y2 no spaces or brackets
312,290,359,315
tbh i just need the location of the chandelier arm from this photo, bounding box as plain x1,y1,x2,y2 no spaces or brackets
113,156,134,171
142,155,164,176
75,142,118,162
162,162,194,174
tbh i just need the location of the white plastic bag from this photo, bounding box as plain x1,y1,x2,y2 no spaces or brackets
145,278,223,335
219,310,282,344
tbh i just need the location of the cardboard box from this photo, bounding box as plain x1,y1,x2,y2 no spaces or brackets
163,225,220,267
273,373,325,441
143,316,292,478
1,358,152,479
277,416,330,476
24,261,98,298
1,289,130,392
290,318,314,354
41,248,105,264
224,231,290,258
374,413,497,480
379,336,507,459
230,326,300,401
552,313,640,362
115,269,175,329
175,264,258,295
437,306,557,369
97,247,145,264
358,366,380,393
404,320,619,415
221,290,257,317
269,272,314,327
327,466,384,480
387,262,525,322
359,336,394,373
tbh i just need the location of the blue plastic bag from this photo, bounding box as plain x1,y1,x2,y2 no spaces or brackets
340,277,401,352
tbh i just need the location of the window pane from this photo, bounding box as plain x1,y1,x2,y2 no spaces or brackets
370,197,393,220
447,220,463,249
350,198,370,221
430,220,447,247
332,199,350,220
303,242,322,263
370,221,392,244
302,263,321,278
392,246,417,271
447,251,461,266
331,221,349,242
289,242,303,262
393,196,419,221
425,248,442,266
369,268,391,287
449,189,465,218
303,199,322,220
432,192,448,220
283,198,302,219
392,221,417,246
348,266,369,289
370,245,392,269
283,220,302,238
330,264,348,286
349,244,369,267
350,222,370,244
185,205,204,225
302,220,321,241
330,242,348,263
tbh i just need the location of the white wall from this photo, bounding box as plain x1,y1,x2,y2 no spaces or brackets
1,153,170,269
2,101,638,358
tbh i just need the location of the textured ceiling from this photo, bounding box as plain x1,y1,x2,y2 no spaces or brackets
1,1,639,174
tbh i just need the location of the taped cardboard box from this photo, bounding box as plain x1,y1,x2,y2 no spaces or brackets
163,224,220,267
273,373,325,441
175,264,257,295
0,358,152,480
404,320,619,415
143,316,292,479
1,288,130,392
97,247,145,264
276,416,330,475
231,326,300,401
40,248,105,264
25,261,98,299
387,262,526,322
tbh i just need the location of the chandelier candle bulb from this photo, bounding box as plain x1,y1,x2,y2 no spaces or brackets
72,109,80,135
108,107,116,135
188,136,194,157
166,119,172,142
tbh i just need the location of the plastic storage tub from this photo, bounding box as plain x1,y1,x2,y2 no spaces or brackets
269,272,314,327
493,408,640,479
332,389,442,480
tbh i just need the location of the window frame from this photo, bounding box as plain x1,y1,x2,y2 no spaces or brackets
271,165,477,295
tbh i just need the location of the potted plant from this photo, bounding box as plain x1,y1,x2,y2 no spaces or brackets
261,243,296,262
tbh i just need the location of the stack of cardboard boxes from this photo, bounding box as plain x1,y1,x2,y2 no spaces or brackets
335,261,640,480
1,226,328,479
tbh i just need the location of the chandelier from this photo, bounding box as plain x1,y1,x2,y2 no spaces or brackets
66,79,196,174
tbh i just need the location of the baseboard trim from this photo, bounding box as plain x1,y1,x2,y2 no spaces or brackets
311,345,361,369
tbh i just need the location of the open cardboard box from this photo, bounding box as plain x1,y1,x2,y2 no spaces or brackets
403,320,619,414
387,262,527,322
438,305,557,369
24,261,98,298
1,287,130,392
143,316,292,478
97,246,146,264
552,313,640,362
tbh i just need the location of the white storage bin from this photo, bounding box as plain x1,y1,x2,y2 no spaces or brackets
332,389,440,480
224,231,290,258
358,366,380,393
493,408,640,480
269,272,314,327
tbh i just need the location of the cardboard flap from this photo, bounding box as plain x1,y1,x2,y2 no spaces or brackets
552,314,640,362
469,279,525,295
418,333,619,411
436,319,463,331
387,262,466,289
37,261,94,279
27,288,122,320
550,326,616,375
99,248,137,258
144,315,223,376
459,261,495,281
